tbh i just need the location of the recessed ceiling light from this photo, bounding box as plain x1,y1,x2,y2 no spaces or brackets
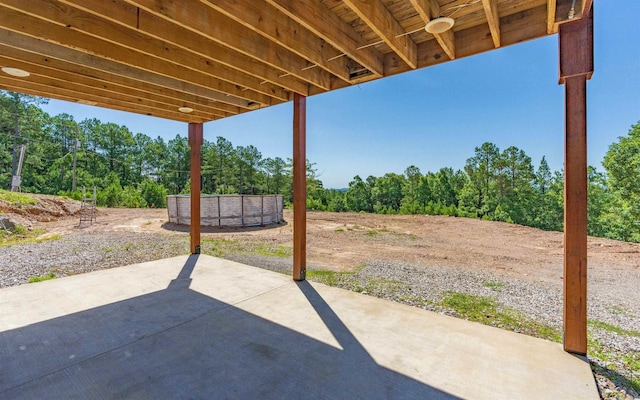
2,67,30,77
77,99,97,106
178,107,194,113
425,17,455,34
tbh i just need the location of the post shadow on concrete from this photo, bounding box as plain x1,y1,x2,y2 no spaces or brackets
1,255,459,399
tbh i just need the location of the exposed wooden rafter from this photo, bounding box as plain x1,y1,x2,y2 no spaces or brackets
0,50,232,118
482,0,501,48
125,0,331,91
342,0,418,69
0,29,253,112
0,77,209,123
547,0,558,33
409,0,455,60
58,0,308,96
267,0,384,78
0,0,559,122
200,0,352,84
0,1,277,106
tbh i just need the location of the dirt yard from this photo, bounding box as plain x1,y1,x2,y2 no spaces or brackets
34,207,640,313
4,202,640,398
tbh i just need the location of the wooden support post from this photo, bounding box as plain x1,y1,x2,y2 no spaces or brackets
559,8,593,355
293,93,307,281
188,122,203,254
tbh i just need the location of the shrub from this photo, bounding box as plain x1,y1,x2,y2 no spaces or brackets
140,180,167,208
0,189,38,206
121,186,147,208
57,190,82,201
98,172,123,207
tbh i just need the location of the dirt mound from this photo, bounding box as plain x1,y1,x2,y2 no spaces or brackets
0,194,83,229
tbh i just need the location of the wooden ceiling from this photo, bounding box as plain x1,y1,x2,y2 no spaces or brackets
0,0,592,123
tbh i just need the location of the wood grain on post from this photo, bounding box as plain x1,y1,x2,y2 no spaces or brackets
293,94,307,281
188,122,203,254
559,8,592,355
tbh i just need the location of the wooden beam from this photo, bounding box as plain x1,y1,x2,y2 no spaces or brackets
0,72,217,121
558,8,594,83
126,0,332,90
342,0,418,69
266,0,384,77
0,43,241,117
559,9,592,356
581,0,593,16
58,0,309,96
482,0,501,48
547,0,558,33
317,5,550,95
409,0,455,60
562,75,587,355
0,29,252,110
0,3,272,106
0,53,229,118
202,0,352,83
292,93,307,281
189,123,204,254
0,78,209,123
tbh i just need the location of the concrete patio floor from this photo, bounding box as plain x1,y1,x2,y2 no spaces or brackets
1,255,598,399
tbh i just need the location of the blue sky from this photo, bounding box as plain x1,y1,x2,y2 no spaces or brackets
40,1,639,189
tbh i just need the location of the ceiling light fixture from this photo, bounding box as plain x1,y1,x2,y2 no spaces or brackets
425,17,455,34
178,107,194,113
1,67,30,77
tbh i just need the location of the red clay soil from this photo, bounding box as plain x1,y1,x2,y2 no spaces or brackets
35,207,640,286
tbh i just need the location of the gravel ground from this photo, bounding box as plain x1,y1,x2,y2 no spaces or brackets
1,235,638,399
0,232,188,288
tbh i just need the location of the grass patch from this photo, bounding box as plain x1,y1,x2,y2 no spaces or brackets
590,336,640,395
28,272,56,283
365,230,379,236
335,228,344,232
399,293,432,308
306,270,342,286
0,189,38,206
441,292,497,321
439,291,562,342
588,319,640,337
201,238,291,258
0,228,61,247
587,319,640,395
306,264,403,295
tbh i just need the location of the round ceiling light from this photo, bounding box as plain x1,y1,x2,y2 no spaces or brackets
178,107,194,114
425,17,455,34
2,67,30,77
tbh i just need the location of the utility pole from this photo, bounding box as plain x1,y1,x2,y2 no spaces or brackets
12,144,26,192
9,113,19,191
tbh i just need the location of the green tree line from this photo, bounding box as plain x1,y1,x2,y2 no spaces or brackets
1,91,322,208
307,124,640,243
2,91,638,242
